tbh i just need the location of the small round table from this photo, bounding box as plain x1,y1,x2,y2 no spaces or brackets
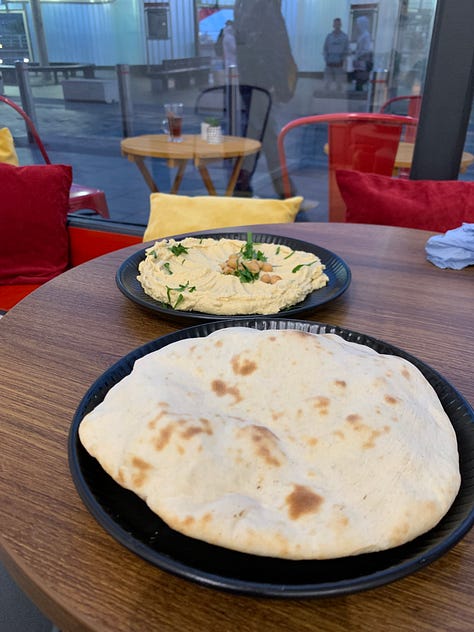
121,133,262,195
395,141,474,174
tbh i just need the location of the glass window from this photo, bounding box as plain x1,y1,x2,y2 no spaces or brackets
0,0,472,225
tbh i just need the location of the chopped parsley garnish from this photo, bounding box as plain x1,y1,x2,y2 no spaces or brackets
292,261,318,273
234,264,259,283
150,249,158,259
169,244,188,256
162,262,173,274
284,250,295,259
275,246,281,255
174,294,184,309
165,281,196,308
240,232,267,262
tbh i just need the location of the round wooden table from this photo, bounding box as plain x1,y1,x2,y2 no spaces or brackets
0,223,473,632
323,142,474,174
121,133,261,195
395,141,474,174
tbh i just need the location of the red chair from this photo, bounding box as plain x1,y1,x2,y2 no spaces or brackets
380,95,422,142
277,112,418,222
0,94,110,218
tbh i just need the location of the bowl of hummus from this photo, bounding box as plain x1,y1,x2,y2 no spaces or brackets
116,232,351,322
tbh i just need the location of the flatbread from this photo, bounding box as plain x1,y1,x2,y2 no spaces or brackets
79,328,460,560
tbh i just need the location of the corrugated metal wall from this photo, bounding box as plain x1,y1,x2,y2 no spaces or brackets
3,0,353,69
2,1,433,72
3,0,196,66
145,0,196,66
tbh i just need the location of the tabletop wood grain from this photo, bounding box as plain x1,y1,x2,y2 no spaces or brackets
0,222,473,632
121,134,261,161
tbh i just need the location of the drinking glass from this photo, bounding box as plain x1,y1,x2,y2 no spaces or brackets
163,103,183,142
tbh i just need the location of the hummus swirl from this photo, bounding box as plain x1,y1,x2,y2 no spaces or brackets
137,236,329,315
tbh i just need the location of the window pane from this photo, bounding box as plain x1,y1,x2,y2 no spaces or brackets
1,0,471,225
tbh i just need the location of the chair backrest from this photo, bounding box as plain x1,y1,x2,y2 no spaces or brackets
195,84,272,143
380,95,422,141
380,95,422,118
0,94,51,164
277,112,418,222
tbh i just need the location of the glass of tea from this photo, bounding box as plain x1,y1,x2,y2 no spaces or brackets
163,103,184,142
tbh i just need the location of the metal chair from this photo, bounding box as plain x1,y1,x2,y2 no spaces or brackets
0,94,109,218
195,84,272,182
380,95,422,141
277,112,418,222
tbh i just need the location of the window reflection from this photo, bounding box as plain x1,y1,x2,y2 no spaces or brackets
1,0,472,224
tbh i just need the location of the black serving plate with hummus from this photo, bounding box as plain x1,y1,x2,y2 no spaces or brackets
115,232,351,323
69,318,474,599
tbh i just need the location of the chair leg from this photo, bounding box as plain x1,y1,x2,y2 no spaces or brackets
68,187,110,218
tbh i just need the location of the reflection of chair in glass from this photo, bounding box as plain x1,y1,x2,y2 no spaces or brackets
277,112,418,222
380,95,421,141
195,84,272,180
0,95,110,218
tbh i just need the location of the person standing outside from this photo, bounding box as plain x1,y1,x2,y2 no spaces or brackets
222,19,237,70
323,18,349,92
353,15,373,91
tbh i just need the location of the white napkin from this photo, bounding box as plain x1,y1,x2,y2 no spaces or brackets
425,223,474,270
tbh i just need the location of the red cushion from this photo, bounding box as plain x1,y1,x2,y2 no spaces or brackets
336,170,474,232
0,163,72,284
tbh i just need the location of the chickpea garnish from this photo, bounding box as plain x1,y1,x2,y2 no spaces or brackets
245,260,260,274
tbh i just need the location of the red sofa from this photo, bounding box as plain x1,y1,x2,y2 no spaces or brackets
0,217,143,312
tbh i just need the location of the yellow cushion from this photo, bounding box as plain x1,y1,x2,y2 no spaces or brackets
0,127,19,166
143,193,303,241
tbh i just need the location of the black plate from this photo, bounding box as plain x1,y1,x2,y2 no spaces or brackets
69,319,474,598
115,232,351,323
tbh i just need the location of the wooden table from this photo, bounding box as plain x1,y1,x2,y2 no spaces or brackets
323,141,474,174
395,141,474,174
0,223,473,632
121,133,261,195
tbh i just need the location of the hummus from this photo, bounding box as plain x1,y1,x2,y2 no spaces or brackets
137,235,329,315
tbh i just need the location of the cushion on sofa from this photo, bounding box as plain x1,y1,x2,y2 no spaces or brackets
0,163,72,284
336,169,474,232
143,193,303,241
0,127,19,166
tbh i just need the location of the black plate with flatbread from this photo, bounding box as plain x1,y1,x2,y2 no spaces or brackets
115,232,351,323
69,318,474,598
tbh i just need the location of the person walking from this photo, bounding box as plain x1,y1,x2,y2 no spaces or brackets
233,0,298,198
322,18,349,92
353,15,373,91
222,19,237,70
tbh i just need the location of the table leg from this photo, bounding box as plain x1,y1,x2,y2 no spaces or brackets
170,160,188,194
197,163,217,195
130,155,159,192
225,156,245,196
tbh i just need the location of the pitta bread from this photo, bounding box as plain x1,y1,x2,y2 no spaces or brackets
79,328,460,560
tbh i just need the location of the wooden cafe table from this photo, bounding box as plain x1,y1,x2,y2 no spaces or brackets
323,142,474,175
394,141,474,175
0,223,473,632
121,133,261,196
